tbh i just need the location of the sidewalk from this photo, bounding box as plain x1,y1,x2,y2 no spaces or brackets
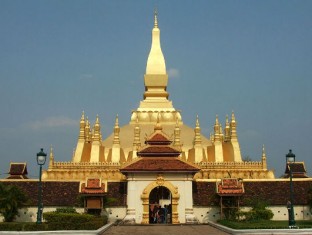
102,223,312,235
102,224,229,235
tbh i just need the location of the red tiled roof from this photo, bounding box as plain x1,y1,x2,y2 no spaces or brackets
7,163,28,179
86,178,101,188
138,146,180,156
81,183,106,194
284,162,309,178
146,133,171,145
121,157,200,172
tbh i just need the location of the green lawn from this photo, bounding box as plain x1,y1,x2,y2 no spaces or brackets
217,220,312,229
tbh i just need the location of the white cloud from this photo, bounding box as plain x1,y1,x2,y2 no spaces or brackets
27,116,78,130
167,68,180,79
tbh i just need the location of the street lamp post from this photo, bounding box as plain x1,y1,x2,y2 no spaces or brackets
286,149,296,228
36,148,47,224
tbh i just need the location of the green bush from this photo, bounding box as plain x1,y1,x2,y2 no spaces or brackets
0,216,107,231
236,197,274,221
23,223,47,231
43,212,107,230
43,212,94,223
55,207,77,214
236,209,273,221
0,222,23,231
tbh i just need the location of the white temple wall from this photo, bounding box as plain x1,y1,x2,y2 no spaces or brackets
126,173,194,224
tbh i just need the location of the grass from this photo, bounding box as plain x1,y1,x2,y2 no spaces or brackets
217,220,312,229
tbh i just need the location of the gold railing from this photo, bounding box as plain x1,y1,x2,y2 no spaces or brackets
196,161,264,170
52,161,121,169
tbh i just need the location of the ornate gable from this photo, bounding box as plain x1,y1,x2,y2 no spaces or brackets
6,163,28,179
80,178,106,194
216,178,244,196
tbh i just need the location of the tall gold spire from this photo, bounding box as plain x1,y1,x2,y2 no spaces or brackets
79,111,86,140
143,9,169,101
194,115,202,146
146,9,166,74
113,114,120,145
230,111,237,140
224,115,230,142
92,115,101,142
214,115,221,143
85,117,91,143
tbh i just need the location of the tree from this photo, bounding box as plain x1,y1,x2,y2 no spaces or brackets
0,183,28,222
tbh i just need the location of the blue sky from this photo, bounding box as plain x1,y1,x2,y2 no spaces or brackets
0,1,311,178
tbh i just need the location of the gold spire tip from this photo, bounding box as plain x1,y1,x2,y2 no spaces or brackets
154,8,158,28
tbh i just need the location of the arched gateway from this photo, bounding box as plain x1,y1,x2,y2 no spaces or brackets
120,121,200,224
141,177,180,224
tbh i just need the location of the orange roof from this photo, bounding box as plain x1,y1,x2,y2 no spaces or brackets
121,157,200,172
138,146,180,156
146,133,172,144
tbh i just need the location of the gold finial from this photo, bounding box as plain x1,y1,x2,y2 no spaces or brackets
215,115,219,125
262,144,266,158
115,114,119,127
231,110,236,122
154,8,158,28
49,145,54,158
226,114,229,124
95,114,100,125
81,111,85,121
196,115,199,127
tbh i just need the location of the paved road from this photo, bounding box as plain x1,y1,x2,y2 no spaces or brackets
102,224,230,235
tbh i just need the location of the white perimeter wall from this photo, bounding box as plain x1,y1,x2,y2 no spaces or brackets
193,205,312,223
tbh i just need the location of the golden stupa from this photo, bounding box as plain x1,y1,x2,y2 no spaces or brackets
42,11,274,182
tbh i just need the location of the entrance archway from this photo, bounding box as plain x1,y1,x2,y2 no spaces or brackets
149,186,171,223
141,177,180,224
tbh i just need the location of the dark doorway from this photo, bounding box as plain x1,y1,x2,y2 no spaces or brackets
149,186,172,224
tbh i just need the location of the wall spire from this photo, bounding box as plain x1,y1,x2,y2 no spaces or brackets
48,145,54,169
262,144,267,169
